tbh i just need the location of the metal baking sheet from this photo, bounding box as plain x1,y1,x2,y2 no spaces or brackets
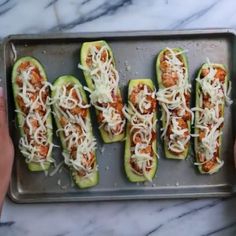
2,29,236,203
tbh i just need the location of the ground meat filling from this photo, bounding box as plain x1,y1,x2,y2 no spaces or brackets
126,83,156,176
157,48,191,156
83,44,125,137
16,61,51,161
56,84,96,178
196,66,227,172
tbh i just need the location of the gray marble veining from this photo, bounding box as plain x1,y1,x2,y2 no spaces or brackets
1,0,236,235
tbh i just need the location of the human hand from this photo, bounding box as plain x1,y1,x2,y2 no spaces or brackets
0,87,14,213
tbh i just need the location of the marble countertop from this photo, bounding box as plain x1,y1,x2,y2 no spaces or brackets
1,0,236,235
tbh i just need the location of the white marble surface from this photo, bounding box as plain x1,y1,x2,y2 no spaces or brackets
1,0,236,235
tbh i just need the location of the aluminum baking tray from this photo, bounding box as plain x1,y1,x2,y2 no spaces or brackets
1,29,236,203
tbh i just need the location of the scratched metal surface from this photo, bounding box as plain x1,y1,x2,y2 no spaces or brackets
2,29,236,203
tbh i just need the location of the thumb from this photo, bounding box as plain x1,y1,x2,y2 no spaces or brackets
0,87,7,130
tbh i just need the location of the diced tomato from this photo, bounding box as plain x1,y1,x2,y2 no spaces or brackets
75,124,82,135
129,92,136,105
38,145,49,158
129,84,156,113
28,92,37,102
101,50,107,62
182,111,191,121
203,100,213,109
198,131,205,141
201,68,209,78
140,145,152,155
70,146,77,160
35,104,46,116
110,100,123,114
86,56,92,67
16,95,28,114
31,119,38,128
71,89,78,100
178,118,188,129
146,96,157,113
16,76,23,87
23,124,30,136
151,131,156,142
185,92,191,104
70,106,88,118
18,61,30,71
60,116,68,127
215,68,226,82
30,71,42,87
160,60,170,72
162,73,177,87
202,160,215,172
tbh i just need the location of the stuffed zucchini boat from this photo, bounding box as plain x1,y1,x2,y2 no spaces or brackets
52,75,98,188
79,40,126,143
123,79,157,182
156,48,192,159
12,56,54,171
193,62,231,174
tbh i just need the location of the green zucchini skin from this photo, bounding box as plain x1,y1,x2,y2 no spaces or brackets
12,56,52,171
124,79,158,182
80,40,125,143
194,63,228,174
52,75,98,188
156,48,190,160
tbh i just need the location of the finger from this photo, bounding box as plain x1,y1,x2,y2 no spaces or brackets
0,87,7,130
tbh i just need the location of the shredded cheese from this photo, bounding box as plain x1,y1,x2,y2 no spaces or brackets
123,85,157,181
16,62,54,165
53,83,97,180
156,48,191,154
193,61,232,171
11,43,17,62
78,44,125,136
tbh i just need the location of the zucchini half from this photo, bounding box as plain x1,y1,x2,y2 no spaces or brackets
12,56,53,171
156,48,190,160
80,40,125,143
52,75,98,188
194,63,228,174
124,79,158,182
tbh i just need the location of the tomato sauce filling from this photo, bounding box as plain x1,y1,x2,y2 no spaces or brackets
197,66,226,172
58,84,95,177
16,61,50,160
160,50,191,155
129,83,156,175
86,45,125,136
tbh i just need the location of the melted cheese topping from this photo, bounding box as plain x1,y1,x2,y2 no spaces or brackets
193,61,232,171
79,45,125,136
53,84,97,179
156,48,192,154
16,64,54,167
123,85,157,181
